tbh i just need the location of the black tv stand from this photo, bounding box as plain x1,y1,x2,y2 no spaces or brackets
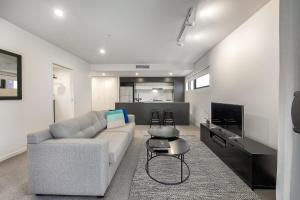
200,123,277,189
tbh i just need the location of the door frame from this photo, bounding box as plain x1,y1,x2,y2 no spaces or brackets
52,63,75,122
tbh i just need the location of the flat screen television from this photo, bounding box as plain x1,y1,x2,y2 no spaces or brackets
211,102,244,137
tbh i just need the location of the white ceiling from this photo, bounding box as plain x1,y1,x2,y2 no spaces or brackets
0,0,269,67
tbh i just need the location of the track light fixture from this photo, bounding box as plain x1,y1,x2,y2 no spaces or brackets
176,7,195,46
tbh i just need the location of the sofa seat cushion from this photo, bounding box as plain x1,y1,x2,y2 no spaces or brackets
50,112,103,139
104,122,134,135
95,131,129,164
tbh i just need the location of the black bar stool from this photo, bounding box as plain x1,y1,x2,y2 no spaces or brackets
163,110,175,127
149,109,161,128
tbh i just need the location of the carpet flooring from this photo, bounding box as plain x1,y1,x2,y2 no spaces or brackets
129,135,260,200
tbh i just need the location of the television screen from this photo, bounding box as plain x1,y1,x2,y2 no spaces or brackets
211,102,244,137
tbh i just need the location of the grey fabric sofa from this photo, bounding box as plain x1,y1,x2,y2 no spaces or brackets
27,111,135,197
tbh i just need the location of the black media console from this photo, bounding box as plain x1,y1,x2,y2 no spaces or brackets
200,123,277,189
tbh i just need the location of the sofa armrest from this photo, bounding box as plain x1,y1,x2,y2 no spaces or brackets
128,114,135,123
27,129,53,144
27,138,109,196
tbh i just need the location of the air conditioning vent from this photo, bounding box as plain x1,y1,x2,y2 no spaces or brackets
136,65,150,69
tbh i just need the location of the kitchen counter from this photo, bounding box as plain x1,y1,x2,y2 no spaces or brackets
115,102,190,125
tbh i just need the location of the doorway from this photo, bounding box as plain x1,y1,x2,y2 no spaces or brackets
52,64,74,122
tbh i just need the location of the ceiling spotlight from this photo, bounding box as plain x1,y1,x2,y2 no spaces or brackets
152,89,158,93
99,49,106,55
176,41,184,47
169,72,173,76
54,9,64,17
102,72,106,76
135,73,139,76
198,6,218,20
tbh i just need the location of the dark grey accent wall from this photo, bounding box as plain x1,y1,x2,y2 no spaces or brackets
120,77,185,102
173,77,185,102
116,102,190,125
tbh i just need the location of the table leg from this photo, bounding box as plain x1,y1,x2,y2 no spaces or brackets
181,154,183,182
146,149,149,172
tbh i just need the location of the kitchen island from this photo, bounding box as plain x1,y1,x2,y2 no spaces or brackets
115,102,190,125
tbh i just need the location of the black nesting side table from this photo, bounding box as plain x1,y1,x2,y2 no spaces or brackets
145,137,190,185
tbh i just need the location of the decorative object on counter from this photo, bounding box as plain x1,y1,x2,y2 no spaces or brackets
163,110,176,127
150,109,161,127
205,118,210,125
292,91,300,133
0,49,22,100
148,126,180,138
106,110,125,128
203,109,210,125
134,93,142,102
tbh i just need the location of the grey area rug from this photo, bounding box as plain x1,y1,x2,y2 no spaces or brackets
129,135,260,200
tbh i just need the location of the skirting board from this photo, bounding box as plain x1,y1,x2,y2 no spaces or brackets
0,146,27,163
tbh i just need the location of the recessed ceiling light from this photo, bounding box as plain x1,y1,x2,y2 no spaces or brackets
193,33,203,40
152,89,158,93
102,72,106,76
54,9,64,17
198,6,218,20
186,32,205,42
169,72,173,76
176,41,184,47
99,49,106,55
135,73,139,76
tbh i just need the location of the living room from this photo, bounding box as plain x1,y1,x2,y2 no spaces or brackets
0,0,299,200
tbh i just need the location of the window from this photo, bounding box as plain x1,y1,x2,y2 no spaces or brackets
185,82,189,91
190,80,194,90
196,73,210,88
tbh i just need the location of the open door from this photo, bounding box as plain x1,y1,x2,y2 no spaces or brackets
52,64,74,122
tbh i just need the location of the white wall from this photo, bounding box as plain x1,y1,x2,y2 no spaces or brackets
277,0,300,199
91,76,119,111
186,0,279,149
0,18,91,161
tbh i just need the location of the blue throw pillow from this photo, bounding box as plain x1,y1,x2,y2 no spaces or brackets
109,109,129,123
106,110,125,129
122,109,129,123
113,109,129,123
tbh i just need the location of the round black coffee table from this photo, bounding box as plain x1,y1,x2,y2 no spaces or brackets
148,126,180,138
145,137,190,185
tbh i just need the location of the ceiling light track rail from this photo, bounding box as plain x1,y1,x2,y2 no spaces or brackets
176,7,195,46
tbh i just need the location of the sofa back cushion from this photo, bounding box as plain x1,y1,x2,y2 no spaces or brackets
106,110,125,129
50,112,103,138
94,110,107,129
